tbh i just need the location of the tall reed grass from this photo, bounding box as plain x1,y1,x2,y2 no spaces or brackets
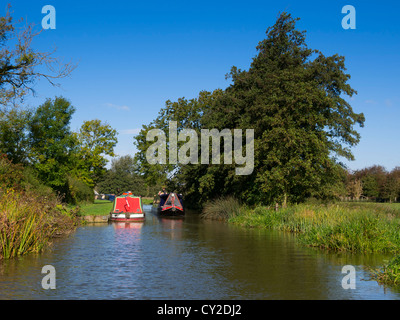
202,198,400,284
368,255,400,285
0,188,78,259
200,196,245,221
229,203,400,253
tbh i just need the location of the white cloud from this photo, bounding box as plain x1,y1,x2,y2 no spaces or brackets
105,103,130,111
385,99,393,107
120,128,141,135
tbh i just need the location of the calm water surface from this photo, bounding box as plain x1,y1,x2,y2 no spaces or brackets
1,205,400,299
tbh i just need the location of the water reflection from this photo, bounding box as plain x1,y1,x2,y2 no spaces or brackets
0,206,399,299
157,216,184,240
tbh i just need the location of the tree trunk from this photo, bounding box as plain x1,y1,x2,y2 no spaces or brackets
282,192,287,208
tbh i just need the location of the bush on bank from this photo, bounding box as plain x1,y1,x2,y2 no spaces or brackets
0,188,79,259
200,196,245,221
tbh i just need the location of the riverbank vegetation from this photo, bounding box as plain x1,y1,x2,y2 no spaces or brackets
368,256,400,285
229,202,400,253
201,197,244,221
76,200,114,217
0,187,79,259
0,156,80,259
201,198,400,284
133,12,400,284
95,155,160,197
0,7,101,258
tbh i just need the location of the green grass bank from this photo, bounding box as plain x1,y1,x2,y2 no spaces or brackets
229,202,400,253
202,199,400,285
77,199,113,216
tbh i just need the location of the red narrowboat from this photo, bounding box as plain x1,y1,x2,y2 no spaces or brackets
109,194,145,222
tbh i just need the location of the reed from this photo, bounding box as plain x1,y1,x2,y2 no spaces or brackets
0,188,77,259
201,196,244,221
229,203,400,253
229,202,400,285
368,255,400,285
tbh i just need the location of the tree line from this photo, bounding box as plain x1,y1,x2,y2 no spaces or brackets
345,165,400,202
0,95,119,203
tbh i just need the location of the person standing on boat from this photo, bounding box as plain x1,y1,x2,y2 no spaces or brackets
158,187,169,207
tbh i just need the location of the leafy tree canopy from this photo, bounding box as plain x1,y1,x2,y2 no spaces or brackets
134,12,365,207
72,119,118,188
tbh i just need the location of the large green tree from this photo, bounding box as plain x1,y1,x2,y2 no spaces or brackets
199,12,364,205
134,12,365,207
96,155,149,196
72,119,118,188
28,96,76,190
0,107,31,163
133,91,219,187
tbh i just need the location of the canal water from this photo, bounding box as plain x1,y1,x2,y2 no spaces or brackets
1,205,400,300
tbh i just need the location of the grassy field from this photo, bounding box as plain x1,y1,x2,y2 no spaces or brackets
141,197,154,205
77,200,114,216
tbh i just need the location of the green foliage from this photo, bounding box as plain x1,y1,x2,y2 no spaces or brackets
0,154,57,202
0,96,119,204
0,5,75,108
0,188,78,259
96,155,156,196
21,166,55,199
134,12,364,207
230,203,400,253
65,176,93,205
73,119,118,188
28,96,76,190
0,108,31,163
201,196,244,221
0,154,24,190
209,12,363,205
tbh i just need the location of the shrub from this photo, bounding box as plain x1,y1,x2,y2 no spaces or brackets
21,166,55,200
0,188,78,259
201,196,244,221
65,176,94,205
0,154,24,191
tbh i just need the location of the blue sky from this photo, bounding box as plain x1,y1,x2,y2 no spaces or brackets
5,0,400,172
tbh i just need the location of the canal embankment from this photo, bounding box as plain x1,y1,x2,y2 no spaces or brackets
201,198,400,285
